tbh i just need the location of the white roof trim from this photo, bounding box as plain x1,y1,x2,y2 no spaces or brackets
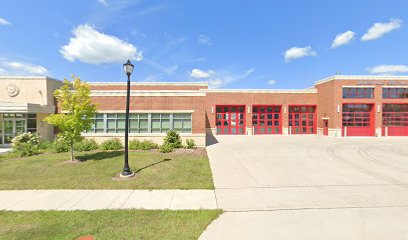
89,82,208,86
0,102,55,113
203,89,317,93
90,90,206,97
342,86,376,88
315,75,408,85
381,86,408,88
0,76,61,82
64,110,195,113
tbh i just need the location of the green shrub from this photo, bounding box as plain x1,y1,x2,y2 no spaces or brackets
99,138,123,150
140,140,159,150
129,140,142,150
11,133,41,157
185,138,196,149
163,130,182,148
53,138,70,153
74,139,99,152
129,139,159,150
160,143,173,153
38,141,54,152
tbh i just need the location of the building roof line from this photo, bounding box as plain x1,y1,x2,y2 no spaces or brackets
315,75,408,85
203,89,317,93
88,82,208,86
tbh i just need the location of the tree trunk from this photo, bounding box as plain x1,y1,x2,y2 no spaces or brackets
70,140,75,161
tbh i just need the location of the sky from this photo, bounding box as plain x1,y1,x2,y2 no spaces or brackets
0,0,407,89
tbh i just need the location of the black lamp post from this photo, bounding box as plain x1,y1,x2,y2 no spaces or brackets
121,59,135,177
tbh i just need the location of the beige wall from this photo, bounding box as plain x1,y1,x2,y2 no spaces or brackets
36,113,55,141
0,77,61,106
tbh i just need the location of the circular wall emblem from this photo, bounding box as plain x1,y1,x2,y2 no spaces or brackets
6,84,20,97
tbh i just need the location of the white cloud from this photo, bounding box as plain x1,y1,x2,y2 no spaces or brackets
189,68,254,88
367,64,408,75
361,19,402,41
331,31,355,48
198,34,212,45
283,46,316,62
0,17,11,25
97,0,108,7
267,79,276,85
60,24,142,64
190,69,212,78
0,59,48,75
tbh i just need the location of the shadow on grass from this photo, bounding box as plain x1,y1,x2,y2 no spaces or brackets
77,151,123,162
135,158,172,173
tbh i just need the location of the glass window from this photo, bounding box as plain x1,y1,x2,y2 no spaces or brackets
383,88,408,99
87,113,192,134
343,88,374,99
27,114,37,133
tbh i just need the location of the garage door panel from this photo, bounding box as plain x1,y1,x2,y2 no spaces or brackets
342,104,375,137
288,106,316,134
345,127,375,136
253,106,282,134
386,127,408,136
382,104,408,136
216,105,246,135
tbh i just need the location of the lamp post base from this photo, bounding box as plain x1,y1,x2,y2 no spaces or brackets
119,172,135,178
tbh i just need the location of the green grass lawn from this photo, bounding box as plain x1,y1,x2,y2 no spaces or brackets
0,150,214,190
0,209,222,240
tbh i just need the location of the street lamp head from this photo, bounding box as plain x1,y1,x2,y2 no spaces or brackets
123,59,134,76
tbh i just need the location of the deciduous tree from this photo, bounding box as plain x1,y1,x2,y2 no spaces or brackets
45,76,97,161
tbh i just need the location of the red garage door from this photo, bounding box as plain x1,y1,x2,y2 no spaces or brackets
288,106,316,134
216,105,246,135
382,104,408,136
252,105,282,134
342,104,375,136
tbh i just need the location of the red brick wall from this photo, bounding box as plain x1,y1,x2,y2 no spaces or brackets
317,79,408,129
89,85,208,91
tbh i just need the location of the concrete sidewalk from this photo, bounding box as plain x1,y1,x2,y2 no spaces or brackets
0,189,217,211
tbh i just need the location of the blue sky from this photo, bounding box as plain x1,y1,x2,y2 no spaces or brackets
0,0,407,89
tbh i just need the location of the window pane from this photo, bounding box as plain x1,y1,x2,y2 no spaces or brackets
27,119,36,129
107,119,116,129
95,119,105,128
152,113,160,118
129,119,138,129
162,119,170,129
152,119,160,128
184,120,192,128
139,114,148,119
117,119,126,128
140,119,148,128
173,113,183,118
173,119,183,129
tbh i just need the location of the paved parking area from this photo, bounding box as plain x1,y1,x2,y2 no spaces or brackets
201,135,408,239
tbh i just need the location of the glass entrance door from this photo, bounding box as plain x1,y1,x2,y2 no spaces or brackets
2,117,26,145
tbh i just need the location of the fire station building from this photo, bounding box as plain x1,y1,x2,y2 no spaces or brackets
1,75,408,147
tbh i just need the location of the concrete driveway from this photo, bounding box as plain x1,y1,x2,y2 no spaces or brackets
201,135,408,239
